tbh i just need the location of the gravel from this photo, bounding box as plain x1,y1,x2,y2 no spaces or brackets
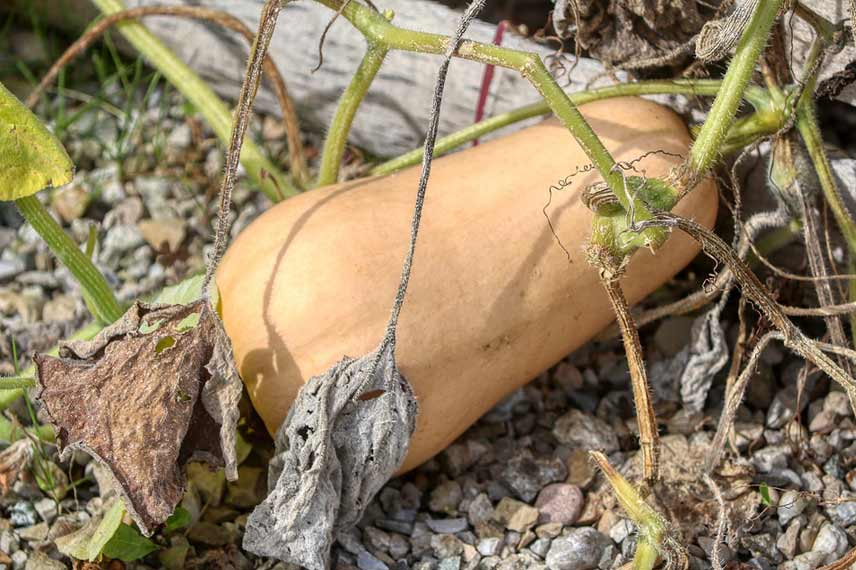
2,43,856,570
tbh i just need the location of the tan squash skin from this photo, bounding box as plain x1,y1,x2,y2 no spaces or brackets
217,97,717,473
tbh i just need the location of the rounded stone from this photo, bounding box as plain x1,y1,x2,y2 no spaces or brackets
535,484,584,525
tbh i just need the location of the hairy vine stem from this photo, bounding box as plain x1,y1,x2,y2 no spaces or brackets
317,40,389,185
311,0,666,250
633,213,856,414
684,0,785,191
589,248,660,483
203,0,286,295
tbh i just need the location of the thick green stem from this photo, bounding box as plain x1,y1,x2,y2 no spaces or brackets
373,79,733,176
797,96,856,351
317,43,389,186
689,0,784,180
16,196,122,324
313,0,665,250
0,377,36,390
89,0,296,201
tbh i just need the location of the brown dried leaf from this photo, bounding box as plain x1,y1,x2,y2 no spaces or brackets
0,439,33,495
33,300,242,536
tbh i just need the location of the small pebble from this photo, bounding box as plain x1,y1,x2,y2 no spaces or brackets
427,518,468,535
493,498,538,533
535,483,583,525
545,528,611,570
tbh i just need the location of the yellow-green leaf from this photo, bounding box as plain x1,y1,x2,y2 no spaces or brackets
55,499,125,561
0,81,73,201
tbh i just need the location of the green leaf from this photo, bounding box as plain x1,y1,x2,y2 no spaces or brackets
164,507,192,534
55,499,125,561
0,81,73,201
101,524,159,562
148,274,205,305
759,482,772,506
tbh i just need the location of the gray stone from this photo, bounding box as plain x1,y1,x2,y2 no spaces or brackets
433,534,464,558
11,550,27,570
376,519,413,535
467,494,494,527
17,522,48,543
741,534,781,564
553,410,619,454
779,551,827,570
102,224,144,256
777,517,804,560
752,446,789,473
529,538,551,559
545,528,611,570
357,551,389,570
388,533,409,560
24,551,66,570
363,527,391,553
535,484,583,525
9,503,38,528
499,451,566,502
0,259,25,282
438,557,462,570
832,501,856,526
0,529,20,554
494,498,539,533
430,481,464,514
778,491,809,526
810,523,848,564
477,538,502,557
608,520,634,545
427,518,468,535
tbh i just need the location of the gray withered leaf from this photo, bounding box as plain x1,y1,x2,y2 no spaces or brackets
33,299,242,536
243,344,418,570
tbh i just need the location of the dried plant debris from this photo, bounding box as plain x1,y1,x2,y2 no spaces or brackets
552,0,721,67
243,345,418,570
33,300,242,536
651,306,729,414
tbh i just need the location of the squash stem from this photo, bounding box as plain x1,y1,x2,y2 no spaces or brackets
15,196,123,325
88,0,296,201
688,0,784,185
317,40,389,186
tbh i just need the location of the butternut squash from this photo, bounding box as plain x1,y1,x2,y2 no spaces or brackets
217,97,717,472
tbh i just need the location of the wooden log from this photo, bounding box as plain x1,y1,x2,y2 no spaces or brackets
12,0,616,157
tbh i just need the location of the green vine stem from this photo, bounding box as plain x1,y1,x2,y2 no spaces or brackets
373,79,744,176
687,0,784,186
89,0,296,201
16,196,123,325
0,377,36,390
317,41,389,186
311,0,669,250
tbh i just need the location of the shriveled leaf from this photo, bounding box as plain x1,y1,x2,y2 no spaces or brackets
101,524,159,561
34,299,243,535
0,439,33,495
55,499,124,561
243,344,418,570
0,81,73,201
649,307,728,414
